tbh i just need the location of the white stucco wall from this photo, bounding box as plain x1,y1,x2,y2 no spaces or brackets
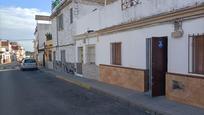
51,1,101,63
54,46,75,63
35,23,51,63
75,0,204,35
168,18,204,74
36,24,51,49
76,17,204,75
38,52,44,65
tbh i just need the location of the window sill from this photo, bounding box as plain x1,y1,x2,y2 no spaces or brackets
167,72,204,79
188,73,204,77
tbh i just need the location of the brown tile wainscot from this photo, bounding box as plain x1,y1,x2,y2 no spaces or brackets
166,73,204,109
99,64,148,92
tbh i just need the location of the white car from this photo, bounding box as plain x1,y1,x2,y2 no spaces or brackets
20,58,38,71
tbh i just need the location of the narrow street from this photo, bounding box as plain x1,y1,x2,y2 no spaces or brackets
0,68,148,115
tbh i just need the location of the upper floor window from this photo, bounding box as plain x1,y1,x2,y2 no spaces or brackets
57,14,63,31
189,34,204,75
121,0,141,10
111,42,121,65
70,8,73,24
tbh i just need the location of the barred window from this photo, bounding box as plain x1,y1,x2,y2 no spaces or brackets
189,34,204,74
86,45,95,64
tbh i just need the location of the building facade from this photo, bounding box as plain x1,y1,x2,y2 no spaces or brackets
34,15,51,67
74,0,204,108
34,0,204,109
50,0,102,74
0,40,25,64
0,40,10,64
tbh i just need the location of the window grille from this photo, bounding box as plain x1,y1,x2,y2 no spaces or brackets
188,34,204,74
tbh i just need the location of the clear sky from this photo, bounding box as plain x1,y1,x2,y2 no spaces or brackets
0,0,52,51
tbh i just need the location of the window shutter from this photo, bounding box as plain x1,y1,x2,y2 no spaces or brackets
116,43,121,65
112,43,116,64
111,43,121,65
192,35,204,74
70,8,73,24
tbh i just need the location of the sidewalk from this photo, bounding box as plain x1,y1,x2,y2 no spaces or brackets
0,62,18,70
41,68,204,115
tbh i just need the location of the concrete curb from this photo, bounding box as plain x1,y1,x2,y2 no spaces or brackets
42,69,170,115
89,85,168,115
56,75,91,90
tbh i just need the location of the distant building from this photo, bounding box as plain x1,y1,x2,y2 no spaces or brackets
34,15,51,68
0,40,25,64
0,40,11,64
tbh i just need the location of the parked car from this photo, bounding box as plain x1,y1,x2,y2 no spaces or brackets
20,58,38,71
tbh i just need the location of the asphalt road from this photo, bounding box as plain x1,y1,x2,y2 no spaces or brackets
0,69,148,115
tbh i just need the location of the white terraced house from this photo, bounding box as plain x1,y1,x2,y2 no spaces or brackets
35,15,51,67
50,0,104,73
73,0,204,108
39,0,204,109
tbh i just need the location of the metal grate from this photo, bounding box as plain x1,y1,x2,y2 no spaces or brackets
188,34,204,75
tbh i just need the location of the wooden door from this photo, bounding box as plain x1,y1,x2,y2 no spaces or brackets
43,54,45,67
147,37,167,97
53,51,56,69
152,37,167,96
53,51,56,61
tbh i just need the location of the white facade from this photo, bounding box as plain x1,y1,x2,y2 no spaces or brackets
51,0,102,63
76,17,204,75
35,23,51,64
0,40,25,63
75,0,204,75
36,24,51,50
75,0,204,35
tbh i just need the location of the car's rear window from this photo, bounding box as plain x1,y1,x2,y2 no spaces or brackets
24,59,36,63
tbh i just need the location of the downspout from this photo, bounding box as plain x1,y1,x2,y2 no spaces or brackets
56,17,59,61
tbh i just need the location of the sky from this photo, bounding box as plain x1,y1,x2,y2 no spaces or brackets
0,0,52,51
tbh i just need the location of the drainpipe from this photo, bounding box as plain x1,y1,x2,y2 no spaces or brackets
56,18,59,61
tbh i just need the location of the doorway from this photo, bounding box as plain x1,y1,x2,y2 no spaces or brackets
76,47,83,74
146,37,168,97
53,51,56,69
